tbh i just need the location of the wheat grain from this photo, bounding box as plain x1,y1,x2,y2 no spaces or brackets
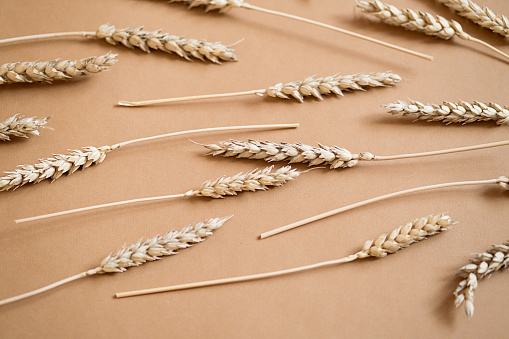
116,214,453,297
438,0,509,38
118,71,402,106
0,123,298,192
96,24,237,63
0,217,231,306
454,241,509,317
0,52,117,85
170,0,244,13
355,0,509,61
0,114,50,141
201,138,509,169
385,100,509,125
15,165,301,223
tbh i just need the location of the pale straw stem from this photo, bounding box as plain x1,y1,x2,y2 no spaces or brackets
118,90,264,107
241,3,433,61
114,123,299,148
0,32,96,45
0,272,90,306
14,194,186,224
467,36,509,61
116,255,357,298
260,179,500,239
375,139,509,161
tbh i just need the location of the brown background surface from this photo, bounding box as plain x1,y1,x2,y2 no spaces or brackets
0,0,508,338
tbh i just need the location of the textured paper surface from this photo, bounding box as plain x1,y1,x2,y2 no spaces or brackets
0,0,508,338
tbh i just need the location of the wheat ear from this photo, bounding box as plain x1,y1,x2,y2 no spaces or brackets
0,217,231,306
438,0,509,38
261,176,508,239
15,166,300,223
202,139,509,169
0,114,50,141
0,123,298,192
454,241,509,317
0,52,117,84
385,100,509,125
0,24,237,64
166,0,433,60
116,213,453,297
118,71,402,106
355,0,509,62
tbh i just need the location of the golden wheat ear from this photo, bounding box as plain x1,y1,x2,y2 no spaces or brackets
454,241,509,318
0,114,51,141
0,217,232,306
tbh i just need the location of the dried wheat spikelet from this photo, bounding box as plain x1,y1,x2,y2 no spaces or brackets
0,114,50,141
0,24,237,64
0,52,117,84
96,24,237,63
116,213,453,297
355,0,509,61
118,72,402,106
166,0,433,60
0,217,231,306
0,123,298,192
385,100,509,125
261,176,509,238
454,241,509,317
15,166,300,223
201,138,509,169
438,0,509,38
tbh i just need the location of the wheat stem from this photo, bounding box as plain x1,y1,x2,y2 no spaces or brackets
116,213,453,297
240,3,432,61
0,271,91,306
0,32,96,45
374,140,509,161
467,36,509,60
14,194,186,224
118,90,264,107
114,123,298,148
116,255,358,297
260,178,506,239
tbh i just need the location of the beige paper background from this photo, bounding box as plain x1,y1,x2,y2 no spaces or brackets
0,0,508,338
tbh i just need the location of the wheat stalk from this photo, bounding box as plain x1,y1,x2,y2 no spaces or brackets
118,72,402,107
201,139,509,169
116,213,453,297
260,176,508,238
0,24,237,64
166,0,433,60
96,24,237,63
438,0,509,38
454,241,509,317
0,217,231,306
0,114,50,141
355,0,509,61
385,100,509,125
0,123,298,192
15,166,301,223
0,52,117,84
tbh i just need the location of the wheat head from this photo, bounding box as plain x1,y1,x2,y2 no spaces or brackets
0,52,117,84
185,165,301,198
262,72,402,102
355,0,471,40
0,145,116,191
438,0,509,38
203,140,375,169
96,217,231,274
96,24,237,63
0,114,50,141
170,0,244,13
454,241,509,317
385,100,509,125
